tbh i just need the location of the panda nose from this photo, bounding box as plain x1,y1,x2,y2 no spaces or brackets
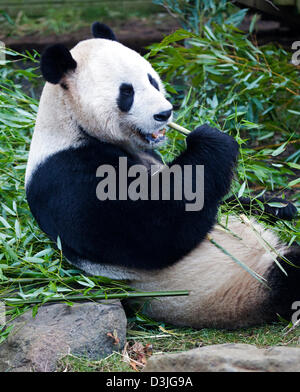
153,110,172,122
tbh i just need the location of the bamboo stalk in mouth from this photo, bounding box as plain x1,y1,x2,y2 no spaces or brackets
168,121,190,135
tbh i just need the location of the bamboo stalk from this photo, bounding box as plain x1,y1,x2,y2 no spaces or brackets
168,121,191,136
4,277,75,283
3,290,189,305
253,138,300,151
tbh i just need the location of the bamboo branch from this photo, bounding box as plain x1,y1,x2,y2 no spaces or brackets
3,290,189,305
168,121,191,135
253,139,300,151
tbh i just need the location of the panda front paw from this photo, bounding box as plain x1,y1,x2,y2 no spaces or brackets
264,198,298,221
186,124,239,161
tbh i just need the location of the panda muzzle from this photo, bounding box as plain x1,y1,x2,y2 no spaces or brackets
142,128,166,144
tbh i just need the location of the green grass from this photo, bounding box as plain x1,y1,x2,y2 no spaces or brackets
56,321,300,371
129,323,300,350
0,4,164,38
57,352,136,372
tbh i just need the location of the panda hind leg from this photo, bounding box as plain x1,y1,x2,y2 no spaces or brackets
263,245,300,322
129,220,300,329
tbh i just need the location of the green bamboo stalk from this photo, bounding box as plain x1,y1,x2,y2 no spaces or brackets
3,290,189,305
4,277,75,283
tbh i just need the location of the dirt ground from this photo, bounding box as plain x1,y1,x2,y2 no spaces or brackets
2,11,300,55
2,16,181,54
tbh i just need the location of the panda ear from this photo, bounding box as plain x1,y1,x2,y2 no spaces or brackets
40,44,77,84
91,22,117,41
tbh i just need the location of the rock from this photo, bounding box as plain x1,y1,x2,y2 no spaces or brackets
0,300,127,372
143,343,300,372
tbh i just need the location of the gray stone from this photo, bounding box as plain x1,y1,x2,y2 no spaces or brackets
0,300,127,372
144,343,300,372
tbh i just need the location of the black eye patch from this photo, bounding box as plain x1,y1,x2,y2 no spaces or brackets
117,83,134,112
148,73,159,91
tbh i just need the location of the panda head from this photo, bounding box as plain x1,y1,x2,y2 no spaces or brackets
40,22,173,149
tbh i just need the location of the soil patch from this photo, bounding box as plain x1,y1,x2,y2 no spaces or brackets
2,16,181,54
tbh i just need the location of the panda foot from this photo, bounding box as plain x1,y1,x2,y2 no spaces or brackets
225,195,298,221
263,197,298,221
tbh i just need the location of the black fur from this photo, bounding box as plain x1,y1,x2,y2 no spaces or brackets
91,22,117,41
263,246,300,321
148,73,159,91
60,82,68,90
117,83,134,112
41,44,77,84
26,124,239,271
225,195,297,221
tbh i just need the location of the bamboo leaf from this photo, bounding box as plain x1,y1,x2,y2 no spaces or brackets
207,235,268,286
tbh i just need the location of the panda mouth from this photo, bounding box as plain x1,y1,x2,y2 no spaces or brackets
134,127,167,144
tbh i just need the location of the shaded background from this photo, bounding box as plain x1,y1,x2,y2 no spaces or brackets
0,0,300,54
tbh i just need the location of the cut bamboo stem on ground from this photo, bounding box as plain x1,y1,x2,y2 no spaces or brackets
2,290,190,305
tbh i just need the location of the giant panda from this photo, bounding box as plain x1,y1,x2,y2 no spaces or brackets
25,22,299,329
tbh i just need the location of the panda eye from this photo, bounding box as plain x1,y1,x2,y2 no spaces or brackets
120,83,134,96
148,73,159,91
117,83,134,112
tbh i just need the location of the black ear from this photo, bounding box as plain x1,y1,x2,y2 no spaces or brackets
40,44,77,84
91,22,117,41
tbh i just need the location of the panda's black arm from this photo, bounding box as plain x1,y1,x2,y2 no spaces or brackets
170,125,239,205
